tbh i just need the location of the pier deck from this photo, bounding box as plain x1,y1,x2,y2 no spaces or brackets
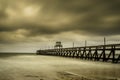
37,44,120,63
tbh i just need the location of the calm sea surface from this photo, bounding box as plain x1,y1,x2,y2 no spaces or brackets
0,53,120,80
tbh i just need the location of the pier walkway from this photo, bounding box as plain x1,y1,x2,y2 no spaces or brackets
37,44,120,63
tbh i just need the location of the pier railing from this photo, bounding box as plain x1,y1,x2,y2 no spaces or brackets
36,44,120,63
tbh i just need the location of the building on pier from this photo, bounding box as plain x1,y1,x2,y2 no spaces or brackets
54,41,63,49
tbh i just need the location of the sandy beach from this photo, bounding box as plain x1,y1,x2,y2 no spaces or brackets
0,53,120,80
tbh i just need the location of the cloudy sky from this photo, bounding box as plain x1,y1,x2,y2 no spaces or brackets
0,0,120,52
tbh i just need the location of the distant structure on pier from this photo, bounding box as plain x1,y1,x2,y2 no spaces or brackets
54,41,63,49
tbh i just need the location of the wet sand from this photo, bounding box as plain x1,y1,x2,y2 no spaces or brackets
0,53,120,80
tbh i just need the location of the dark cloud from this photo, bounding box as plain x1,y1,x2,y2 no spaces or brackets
0,0,120,44
0,11,7,19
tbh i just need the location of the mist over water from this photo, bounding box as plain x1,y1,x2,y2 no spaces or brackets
0,53,120,80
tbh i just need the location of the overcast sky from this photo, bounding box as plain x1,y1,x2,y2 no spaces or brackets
0,0,120,52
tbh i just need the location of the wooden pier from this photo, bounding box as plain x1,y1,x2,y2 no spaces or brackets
36,44,120,63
